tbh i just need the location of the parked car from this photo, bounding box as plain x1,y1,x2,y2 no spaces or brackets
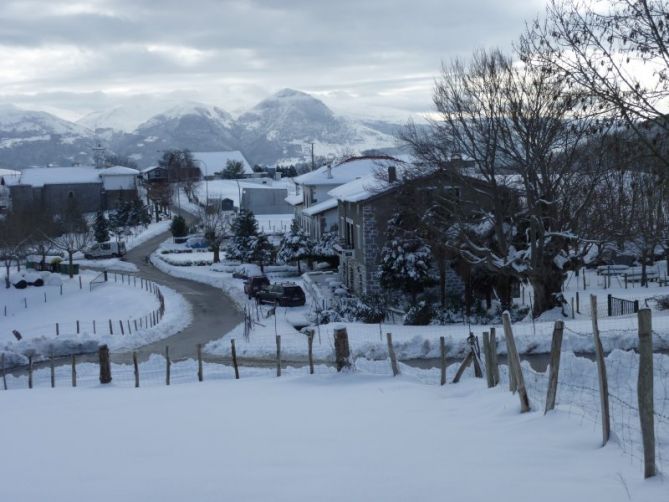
244,275,270,298
186,235,209,249
232,264,262,279
256,282,306,307
84,241,126,259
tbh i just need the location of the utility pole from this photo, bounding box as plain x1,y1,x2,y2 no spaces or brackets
309,142,315,171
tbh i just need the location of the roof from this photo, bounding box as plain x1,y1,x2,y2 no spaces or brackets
192,151,253,176
99,166,140,176
0,168,20,177
141,165,162,173
13,167,102,187
294,156,403,187
285,193,303,206
302,198,338,216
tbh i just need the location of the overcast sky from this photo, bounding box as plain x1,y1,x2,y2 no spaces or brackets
0,0,548,122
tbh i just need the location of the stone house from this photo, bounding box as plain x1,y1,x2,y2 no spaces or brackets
291,156,403,241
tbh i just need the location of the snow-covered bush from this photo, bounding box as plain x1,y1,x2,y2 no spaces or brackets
404,301,434,325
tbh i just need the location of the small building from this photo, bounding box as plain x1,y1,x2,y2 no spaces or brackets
4,166,139,215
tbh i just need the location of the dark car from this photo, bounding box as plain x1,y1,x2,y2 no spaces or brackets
244,275,270,298
256,283,306,307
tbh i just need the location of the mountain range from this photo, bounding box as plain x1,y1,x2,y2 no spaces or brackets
0,89,406,169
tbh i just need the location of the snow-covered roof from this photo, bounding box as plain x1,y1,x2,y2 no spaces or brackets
294,156,402,187
192,151,253,176
13,167,102,187
285,193,303,206
327,173,388,203
0,168,20,177
0,168,21,185
302,198,338,216
141,165,161,173
99,166,140,176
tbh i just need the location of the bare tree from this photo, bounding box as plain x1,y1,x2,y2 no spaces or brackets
0,212,30,288
199,205,232,263
48,197,92,278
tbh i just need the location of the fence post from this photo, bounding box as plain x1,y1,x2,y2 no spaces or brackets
452,351,474,383
104,271,108,282
197,344,203,382
333,326,351,372
99,345,112,384
127,320,131,334
93,320,96,334
637,308,656,478
590,294,610,446
231,340,240,379
607,294,612,317
490,327,500,386
276,335,281,377
50,353,55,388
165,346,171,385
482,332,494,388
570,298,575,319
56,323,59,336
79,276,82,289
1,353,6,390
634,300,639,313
71,354,77,387
76,320,80,334
307,331,314,375
28,355,33,389
119,320,124,335
387,332,400,376
502,312,530,413
109,319,113,335
544,320,564,414
133,352,139,388
439,336,446,386
576,291,580,314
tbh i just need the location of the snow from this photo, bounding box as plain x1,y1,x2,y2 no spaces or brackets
0,269,191,367
193,178,292,207
0,368,663,501
294,156,401,186
98,165,140,176
192,151,253,176
12,166,101,187
301,197,338,216
285,192,303,206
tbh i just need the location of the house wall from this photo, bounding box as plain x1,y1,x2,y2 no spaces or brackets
41,183,104,213
101,175,137,191
241,187,291,215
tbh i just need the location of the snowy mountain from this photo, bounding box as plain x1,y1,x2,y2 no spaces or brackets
235,89,397,165
0,104,96,168
0,91,402,169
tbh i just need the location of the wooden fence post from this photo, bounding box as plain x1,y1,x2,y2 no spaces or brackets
607,294,612,317
276,335,281,377
439,336,446,386
490,327,500,386
28,355,33,389
502,312,530,413
119,320,125,335
482,332,494,388
93,320,96,334
637,308,656,478
387,332,400,376
56,323,59,336
1,353,6,390
133,352,139,388
333,326,351,372
590,294,610,446
108,319,113,335
71,355,77,387
544,320,564,414
576,291,580,313
571,297,575,319
50,353,55,388
76,320,80,334
452,351,474,383
307,331,314,375
231,340,240,379
165,346,171,385
79,276,82,289
197,344,203,382
99,345,112,384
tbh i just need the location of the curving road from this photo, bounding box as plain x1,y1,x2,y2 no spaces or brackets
106,230,243,363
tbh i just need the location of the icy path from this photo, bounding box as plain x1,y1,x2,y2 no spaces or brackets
1,375,663,501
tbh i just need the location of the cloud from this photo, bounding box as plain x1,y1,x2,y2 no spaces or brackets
0,0,549,121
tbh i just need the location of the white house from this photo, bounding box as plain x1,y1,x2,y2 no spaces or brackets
192,151,254,179
290,156,401,240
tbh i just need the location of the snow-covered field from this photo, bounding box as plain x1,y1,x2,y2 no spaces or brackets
0,270,192,367
1,364,664,501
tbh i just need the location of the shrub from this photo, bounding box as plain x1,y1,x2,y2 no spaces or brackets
170,216,188,238
653,295,669,310
404,301,434,325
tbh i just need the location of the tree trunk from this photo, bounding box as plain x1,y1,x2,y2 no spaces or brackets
641,252,648,287
213,247,220,263
297,259,302,275
4,265,9,289
530,271,564,318
438,256,446,307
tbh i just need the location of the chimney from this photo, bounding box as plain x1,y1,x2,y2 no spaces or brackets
387,165,397,183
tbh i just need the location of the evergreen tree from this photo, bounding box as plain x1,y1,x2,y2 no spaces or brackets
379,215,432,303
250,233,274,272
277,218,314,273
93,209,110,243
225,210,259,262
170,215,188,238
220,160,246,179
